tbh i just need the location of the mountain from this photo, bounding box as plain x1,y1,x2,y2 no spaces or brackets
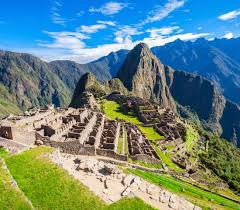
86,49,128,81
152,38,240,104
117,43,174,108
50,49,128,89
49,60,87,91
71,43,240,147
0,50,71,116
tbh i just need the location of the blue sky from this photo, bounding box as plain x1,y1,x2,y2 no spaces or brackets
0,0,240,63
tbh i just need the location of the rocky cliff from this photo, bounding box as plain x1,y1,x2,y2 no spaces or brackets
117,43,174,108
165,67,226,134
152,38,240,104
69,72,103,108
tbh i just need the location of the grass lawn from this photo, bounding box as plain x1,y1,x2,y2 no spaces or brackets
0,159,32,209
153,146,183,172
185,124,199,151
106,197,156,210
4,146,155,210
128,169,240,210
117,127,128,155
101,100,163,141
0,147,9,159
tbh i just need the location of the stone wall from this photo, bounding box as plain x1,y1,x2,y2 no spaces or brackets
79,113,97,144
96,148,127,161
11,127,36,146
130,154,162,164
50,140,96,156
0,126,13,139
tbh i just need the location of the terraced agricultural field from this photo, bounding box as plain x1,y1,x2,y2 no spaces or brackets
2,146,155,210
101,99,163,141
128,169,240,210
0,158,31,209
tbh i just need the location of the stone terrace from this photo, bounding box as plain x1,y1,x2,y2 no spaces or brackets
0,104,162,163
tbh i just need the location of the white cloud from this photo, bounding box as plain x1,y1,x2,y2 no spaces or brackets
51,0,66,26
115,26,142,37
79,24,107,34
76,11,84,17
89,2,128,15
143,32,209,48
197,26,202,30
222,32,233,39
97,20,116,26
147,26,180,37
218,9,240,21
114,25,143,43
39,31,89,49
39,29,209,64
142,0,185,25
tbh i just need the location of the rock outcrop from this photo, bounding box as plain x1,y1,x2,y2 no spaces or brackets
165,67,226,134
117,43,174,108
69,72,102,110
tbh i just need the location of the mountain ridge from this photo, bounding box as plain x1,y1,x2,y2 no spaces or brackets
71,43,240,147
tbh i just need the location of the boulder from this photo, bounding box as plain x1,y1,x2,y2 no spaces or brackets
159,190,171,203
36,140,43,145
104,163,121,174
169,202,179,210
146,184,159,195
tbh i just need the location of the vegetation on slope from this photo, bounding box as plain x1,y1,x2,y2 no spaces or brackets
101,99,182,170
101,100,162,141
128,169,240,210
4,146,155,210
199,136,240,194
0,51,72,116
0,156,31,209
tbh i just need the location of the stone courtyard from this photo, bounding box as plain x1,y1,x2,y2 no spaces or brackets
50,150,201,210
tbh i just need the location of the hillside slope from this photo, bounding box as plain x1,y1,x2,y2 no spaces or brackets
0,50,71,113
152,38,240,104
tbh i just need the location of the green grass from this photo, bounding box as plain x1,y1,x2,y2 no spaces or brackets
128,158,163,169
102,100,163,141
128,169,240,210
6,146,105,210
4,146,155,210
185,125,199,151
0,160,32,209
117,128,128,155
153,146,183,172
106,197,156,210
0,147,9,159
117,136,124,154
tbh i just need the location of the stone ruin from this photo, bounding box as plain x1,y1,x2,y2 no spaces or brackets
125,123,161,164
106,92,196,171
0,103,160,164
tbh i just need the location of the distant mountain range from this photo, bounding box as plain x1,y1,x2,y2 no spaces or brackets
152,38,240,104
